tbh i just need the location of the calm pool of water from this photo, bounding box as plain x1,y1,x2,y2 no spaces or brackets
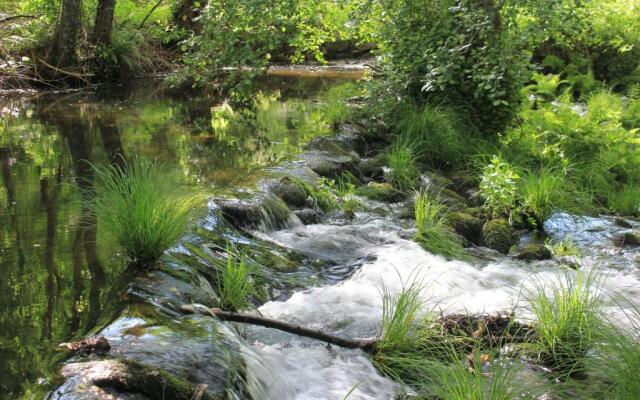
0,77,348,398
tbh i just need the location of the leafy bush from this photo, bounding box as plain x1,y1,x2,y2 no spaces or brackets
378,0,532,132
479,156,520,220
92,157,203,266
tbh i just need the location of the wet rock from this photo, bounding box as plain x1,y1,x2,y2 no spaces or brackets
513,243,552,261
445,212,483,244
304,136,360,161
438,188,469,210
130,267,220,311
355,182,403,203
217,195,292,231
302,150,359,179
422,172,455,189
482,219,518,254
357,157,385,180
556,255,581,270
294,208,320,225
461,207,487,220
614,217,633,228
613,231,640,246
267,177,308,208
57,337,111,354
56,359,222,400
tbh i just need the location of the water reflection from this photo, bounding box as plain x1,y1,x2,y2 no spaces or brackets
0,77,349,398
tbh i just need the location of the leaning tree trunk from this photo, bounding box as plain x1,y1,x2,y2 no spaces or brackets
93,0,116,46
52,0,82,66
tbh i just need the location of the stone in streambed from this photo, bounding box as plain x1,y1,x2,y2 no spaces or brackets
355,182,403,203
357,156,385,180
513,243,552,261
445,212,483,244
294,208,320,225
267,177,308,208
613,231,640,246
482,219,518,254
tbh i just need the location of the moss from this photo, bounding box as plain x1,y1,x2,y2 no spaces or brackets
445,212,483,244
514,243,552,261
268,177,308,208
355,182,404,202
482,219,518,254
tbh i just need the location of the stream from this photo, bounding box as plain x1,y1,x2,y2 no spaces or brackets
1,76,639,400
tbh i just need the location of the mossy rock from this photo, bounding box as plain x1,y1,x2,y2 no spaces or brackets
461,207,487,220
294,208,320,225
423,172,455,189
357,157,385,180
614,231,640,246
514,243,552,261
268,177,308,208
482,219,518,254
355,182,403,203
445,212,483,245
438,188,468,210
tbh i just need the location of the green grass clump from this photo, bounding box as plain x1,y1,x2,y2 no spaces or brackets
545,235,581,257
92,157,202,266
413,189,466,259
609,183,640,216
590,304,640,400
217,245,256,311
387,139,420,192
433,354,527,400
394,104,469,169
291,177,339,212
335,174,365,219
519,168,570,227
526,272,604,376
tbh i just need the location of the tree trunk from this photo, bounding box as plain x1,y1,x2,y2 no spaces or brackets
52,0,82,66
93,0,116,46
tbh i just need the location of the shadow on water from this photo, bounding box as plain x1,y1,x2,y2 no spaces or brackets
0,76,355,398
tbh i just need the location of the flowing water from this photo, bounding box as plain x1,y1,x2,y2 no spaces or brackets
1,77,640,400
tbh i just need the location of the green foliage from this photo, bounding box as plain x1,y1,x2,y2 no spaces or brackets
172,0,374,88
393,103,471,169
335,173,365,219
524,72,568,100
413,189,466,259
526,272,604,376
609,184,640,216
377,280,425,352
378,0,532,132
92,157,203,266
590,304,640,400
545,235,581,257
433,355,526,400
292,177,339,212
387,138,419,192
218,244,256,311
519,168,570,227
479,156,520,220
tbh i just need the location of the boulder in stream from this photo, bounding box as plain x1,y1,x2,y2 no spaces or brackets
445,212,483,245
482,219,518,254
513,243,552,261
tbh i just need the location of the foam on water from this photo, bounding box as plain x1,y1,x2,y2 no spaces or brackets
242,212,640,399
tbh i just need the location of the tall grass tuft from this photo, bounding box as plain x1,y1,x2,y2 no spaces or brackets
387,138,420,192
609,183,640,216
413,189,466,259
394,103,470,169
590,303,640,400
92,156,203,266
519,167,570,228
433,354,527,400
526,271,604,376
218,245,255,311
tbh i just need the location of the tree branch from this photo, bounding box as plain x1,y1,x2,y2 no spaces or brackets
180,304,378,353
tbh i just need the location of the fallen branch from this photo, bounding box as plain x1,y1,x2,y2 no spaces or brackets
180,304,378,353
137,0,166,30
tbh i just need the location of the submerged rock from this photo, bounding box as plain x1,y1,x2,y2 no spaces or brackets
482,219,518,254
513,243,552,261
356,157,385,180
613,231,640,246
294,208,321,225
355,182,403,203
614,217,633,229
445,212,483,244
267,177,308,209
217,195,293,231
